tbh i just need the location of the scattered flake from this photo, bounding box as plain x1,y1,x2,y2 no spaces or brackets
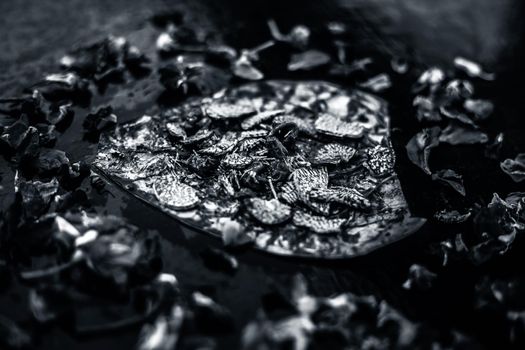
439,124,488,145
287,50,331,71
485,132,504,159
402,264,437,291
268,19,310,49
413,96,441,122
137,305,184,350
232,52,264,81
16,178,59,219
445,79,475,100
432,169,466,196
415,67,445,89
470,194,524,264
406,127,441,175
434,209,471,224
454,57,495,80
359,74,392,92
391,57,409,74
464,99,494,120
500,154,525,183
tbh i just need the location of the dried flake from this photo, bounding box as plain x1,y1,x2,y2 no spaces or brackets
464,99,494,120
154,179,200,210
439,124,488,145
179,128,213,145
359,74,392,92
434,209,471,224
241,109,284,130
314,113,365,138
292,167,329,203
366,145,395,176
406,127,441,175
268,19,310,49
247,198,292,225
273,114,315,135
413,96,441,122
432,169,466,196
165,122,187,140
402,264,437,291
293,211,345,234
205,101,256,120
287,50,331,71
500,154,525,183
233,54,263,81
312,143,356,165
309,186,370,210
454,57,495,80
222,153,254,169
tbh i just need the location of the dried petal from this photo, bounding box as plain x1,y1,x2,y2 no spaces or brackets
500,154,525,182
432,169,466,196
406,127,441,175
439,124,488,145
288,50,330,71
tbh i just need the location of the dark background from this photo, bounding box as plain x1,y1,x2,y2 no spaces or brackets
1,1,525,349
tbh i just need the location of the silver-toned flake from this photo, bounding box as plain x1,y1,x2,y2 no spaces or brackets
241,109,284,130
365,145,395,176
205,101,256,120
222,153,255,169
292,167,329,203
309,186,371,210
312,143,356,165
293,211,345,234
153,179,200,210
247,198,292,225
314,113,364,138
273,114,315,135
179,129,213,145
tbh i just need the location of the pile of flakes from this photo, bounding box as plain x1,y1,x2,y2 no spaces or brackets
241,275,477,350
95,80,425,258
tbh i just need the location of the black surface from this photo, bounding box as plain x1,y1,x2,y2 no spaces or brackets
1,1,525,349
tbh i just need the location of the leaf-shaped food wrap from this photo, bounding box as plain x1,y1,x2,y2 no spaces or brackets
94,81,425,258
